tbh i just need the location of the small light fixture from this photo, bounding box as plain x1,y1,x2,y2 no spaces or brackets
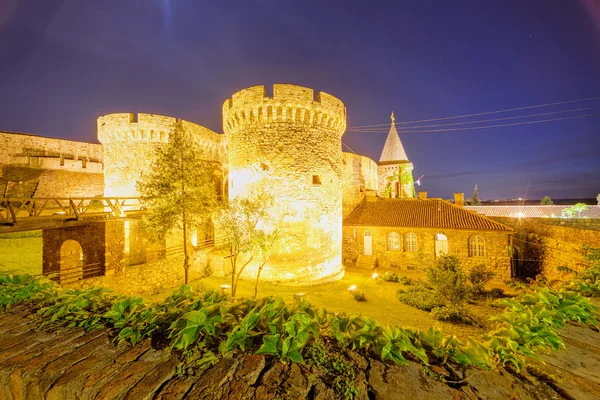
348,285,357,292
219,284,232,296
372,273,379,280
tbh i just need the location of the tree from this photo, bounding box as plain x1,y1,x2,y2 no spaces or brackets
218,187,274,298
572,202,588,218
540,196,554,205
253,225,283,298
136,120,218,284
468,185,481,206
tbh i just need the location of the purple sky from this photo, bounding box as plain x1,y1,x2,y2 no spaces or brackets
1,0,599,199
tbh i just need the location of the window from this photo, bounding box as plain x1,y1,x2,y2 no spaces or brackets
469,236,485,257
387,232,400,251
353,228,357,239
435,233,448,256
312,175,322,185
404,233,418,252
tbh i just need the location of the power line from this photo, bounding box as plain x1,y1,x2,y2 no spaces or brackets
342,141,357,154
346,106,600,132
346,112,600,134
347,96,600,129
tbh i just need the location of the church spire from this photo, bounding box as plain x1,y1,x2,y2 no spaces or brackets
379,112,409,163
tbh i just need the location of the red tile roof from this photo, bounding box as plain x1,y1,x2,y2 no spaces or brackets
344,198,513,232
465,205,600,219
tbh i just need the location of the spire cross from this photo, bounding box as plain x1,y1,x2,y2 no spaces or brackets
391,112,395,125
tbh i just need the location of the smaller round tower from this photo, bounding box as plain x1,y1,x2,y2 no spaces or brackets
223,84,346,284
98,113,226,197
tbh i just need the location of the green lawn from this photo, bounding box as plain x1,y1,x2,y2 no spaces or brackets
0,232,43,275
146,267,506,340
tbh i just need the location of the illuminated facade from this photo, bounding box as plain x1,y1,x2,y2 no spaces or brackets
223,84,347,283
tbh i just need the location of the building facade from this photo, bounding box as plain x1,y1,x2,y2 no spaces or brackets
343,195,514,279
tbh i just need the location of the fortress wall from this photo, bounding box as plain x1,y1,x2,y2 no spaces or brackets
0,131,104,198
223,84,346,283
98,113,227,197
341,152,378,218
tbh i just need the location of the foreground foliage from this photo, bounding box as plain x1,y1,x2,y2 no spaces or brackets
1,257,598,398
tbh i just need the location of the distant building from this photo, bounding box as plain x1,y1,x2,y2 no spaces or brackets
465,205,600,219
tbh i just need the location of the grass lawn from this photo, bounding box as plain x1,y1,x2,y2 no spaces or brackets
0,232,43,276
146,267,508,340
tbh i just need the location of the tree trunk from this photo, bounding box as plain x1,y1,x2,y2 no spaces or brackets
183,215,189,284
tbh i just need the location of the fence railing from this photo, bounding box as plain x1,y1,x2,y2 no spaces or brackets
36,262,104,285
0,197,144,225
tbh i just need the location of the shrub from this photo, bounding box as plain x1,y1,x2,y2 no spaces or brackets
469,265,495,294
399,276,413,285
382,272,399,282
397,288,444,311
351,291,366,302
426,255,471,313
430,306,465,323
488,288,505,298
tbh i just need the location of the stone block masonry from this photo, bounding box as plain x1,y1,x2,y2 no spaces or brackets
97,113,227,197
0,131,104,198
223,84,347,284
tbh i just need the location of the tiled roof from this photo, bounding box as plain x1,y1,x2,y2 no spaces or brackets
344,198,513,232
465,205,600,219
379,123,409,163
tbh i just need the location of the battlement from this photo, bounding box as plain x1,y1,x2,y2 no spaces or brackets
222,84,346,135
97,112,226,159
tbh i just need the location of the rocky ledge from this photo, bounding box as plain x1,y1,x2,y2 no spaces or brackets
1,306,599,400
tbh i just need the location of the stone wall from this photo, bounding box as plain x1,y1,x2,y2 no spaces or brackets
377,161,415,199
0,131,104,198
341,152,378,218
97,113,227,197
343,226,513,280
223,84,347,283
492,217,600,279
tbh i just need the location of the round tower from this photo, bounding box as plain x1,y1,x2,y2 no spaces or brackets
223,84,347,284
98,113,226,197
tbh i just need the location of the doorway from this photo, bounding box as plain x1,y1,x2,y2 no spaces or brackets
364,230,372,256
435,233,448,257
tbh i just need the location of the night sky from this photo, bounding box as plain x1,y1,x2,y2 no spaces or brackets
1,0,599,200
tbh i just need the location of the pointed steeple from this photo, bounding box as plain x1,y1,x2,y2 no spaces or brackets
379,112,409,163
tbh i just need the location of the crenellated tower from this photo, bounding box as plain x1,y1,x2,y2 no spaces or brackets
223,84,346,283
98,113,227,197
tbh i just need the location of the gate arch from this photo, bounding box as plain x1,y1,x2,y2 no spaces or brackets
59,239,83,284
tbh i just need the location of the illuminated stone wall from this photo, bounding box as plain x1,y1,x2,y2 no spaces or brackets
223,84,347,283
0,131,104,198
377,161,415,198
97,113,227,197
341,152,378,218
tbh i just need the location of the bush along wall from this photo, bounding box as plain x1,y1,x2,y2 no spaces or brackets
0,255,599,399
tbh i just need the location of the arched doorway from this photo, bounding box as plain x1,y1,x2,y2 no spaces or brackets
59,239,83,284
434,233,448,257
364,230,372,256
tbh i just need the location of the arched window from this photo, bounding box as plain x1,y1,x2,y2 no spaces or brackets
435,233,448,256
404,233,418,252
387,232,400,251
469,236,485,257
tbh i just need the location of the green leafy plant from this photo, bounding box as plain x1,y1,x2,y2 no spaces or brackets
382,272,399,282
351,291,366,302
427,255,471,315
397,288,444,311
469,264,495,294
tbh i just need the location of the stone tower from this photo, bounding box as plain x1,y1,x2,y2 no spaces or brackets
377,113,415,198
98,113,226,197
223,84,346,283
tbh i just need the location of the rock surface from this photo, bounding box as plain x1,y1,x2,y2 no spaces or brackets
0,306,599,399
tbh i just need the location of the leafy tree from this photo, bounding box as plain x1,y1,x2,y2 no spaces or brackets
468,185,481,206
572,202,589,218
561,203,589,218
218,187,274,298
136,120,218,284
253,216,286,298
426,255,472,318
540,196,554,205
